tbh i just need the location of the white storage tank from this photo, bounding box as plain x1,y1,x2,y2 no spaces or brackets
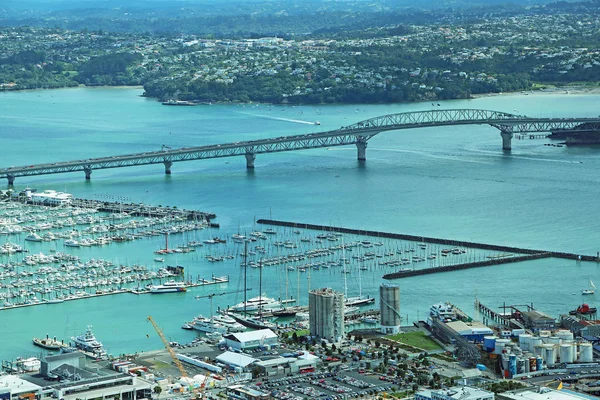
560,344,574,363
579,342,594,363
549,336,562,345
531,337,543,348
556,330,574,341
519,334,533,352
534,345,545,358
543,344,556,367
495,339,511,355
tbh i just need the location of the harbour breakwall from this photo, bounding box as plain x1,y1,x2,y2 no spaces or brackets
256,219,600,279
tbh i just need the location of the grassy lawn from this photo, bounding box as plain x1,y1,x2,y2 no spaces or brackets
293,329,309,337
386,331,442,351
150,360,172,369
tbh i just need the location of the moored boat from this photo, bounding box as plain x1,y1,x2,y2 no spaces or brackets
149,280,187,293
32,335,66,350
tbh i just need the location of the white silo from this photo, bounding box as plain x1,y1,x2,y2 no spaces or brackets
549,336,562,345
534,345,545,358
531,337,543,348
379,284,401,334
519,334,533,352
495,339,511,355
560,344,574,363
543,344,557,367
556,330,574,341
579,343,594,363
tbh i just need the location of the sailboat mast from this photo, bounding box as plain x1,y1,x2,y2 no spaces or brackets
259,258,263,319
244,242,248,315
343,237,348,298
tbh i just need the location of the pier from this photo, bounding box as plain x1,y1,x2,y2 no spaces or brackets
257,219,600,279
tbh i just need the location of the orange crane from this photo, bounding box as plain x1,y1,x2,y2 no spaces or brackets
147,316,195,395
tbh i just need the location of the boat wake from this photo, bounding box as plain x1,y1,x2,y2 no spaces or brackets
371,148,491,164
465,148,582,164
236,112,317,125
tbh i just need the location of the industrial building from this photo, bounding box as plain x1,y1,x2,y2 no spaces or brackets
380,283,401,334
522,310,556,331
215,351,257,372
309,288,345,342
416,386,494,400
1,352,152,400
444,320,493,343
223,329,278,350
498,388,591,400
255,353,319,377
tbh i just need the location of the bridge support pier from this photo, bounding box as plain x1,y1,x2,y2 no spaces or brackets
501,130,513,151
356,138,368,161
245,153,256,169
6,174,15,186
83,166,92,180
163,160,173,175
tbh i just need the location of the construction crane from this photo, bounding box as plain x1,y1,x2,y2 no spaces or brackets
147,316,194,395
195,288,252,317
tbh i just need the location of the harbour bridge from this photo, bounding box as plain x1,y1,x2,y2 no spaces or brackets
2,108,600,185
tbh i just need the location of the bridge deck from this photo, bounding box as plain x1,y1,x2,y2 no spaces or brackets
2,109,599,183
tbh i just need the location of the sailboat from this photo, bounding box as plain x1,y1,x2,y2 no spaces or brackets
228,244,276,330
343,239,375,307
582,278,596,295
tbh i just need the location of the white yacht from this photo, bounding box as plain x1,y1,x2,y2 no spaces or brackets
190,316,228,334
64,239,80,247
429,302,457,322
230,295,294,312
212,314,245,332
25,233,43,242
71,326,107,358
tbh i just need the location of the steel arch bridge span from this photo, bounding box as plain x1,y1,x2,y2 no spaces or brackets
1,108,600,185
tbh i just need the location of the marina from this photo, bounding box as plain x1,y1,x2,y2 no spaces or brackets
1,87,600,362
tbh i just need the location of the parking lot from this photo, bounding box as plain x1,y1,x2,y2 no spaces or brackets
250,371,397,399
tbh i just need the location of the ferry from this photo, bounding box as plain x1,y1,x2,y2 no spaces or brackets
149,280,187,293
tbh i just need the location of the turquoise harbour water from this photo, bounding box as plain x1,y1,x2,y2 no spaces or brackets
1,87,600,361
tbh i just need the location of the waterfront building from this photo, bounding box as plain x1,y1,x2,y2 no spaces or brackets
223,329,278,351
215,351,257,372
416,386,494,400
2,352,152,400
498,388,591,400
522,310,556,331
27,189,73,205
309,288,344,342
226,384,269,399
380,283,401,334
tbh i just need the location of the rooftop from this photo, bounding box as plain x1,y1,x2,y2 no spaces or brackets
499,388,592,400
215,351,257,368
224,328,277,343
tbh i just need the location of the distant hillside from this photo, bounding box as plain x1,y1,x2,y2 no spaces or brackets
0,0,589,36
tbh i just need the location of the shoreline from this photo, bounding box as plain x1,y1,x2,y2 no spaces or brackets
471,85,600,99
4,83,600,105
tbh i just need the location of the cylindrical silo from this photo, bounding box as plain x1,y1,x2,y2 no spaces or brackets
495,339,511,355
560,344,574,364
557,330,574,341
531,337,543,348
484,336,497,352
379,284,400,333
509,354,517,377
534,345,544,358
519,334,532,352
529,357,537,372
536,356,543,371
549,336,562,346
579,343,594,362
544,345,556,367
539,330,552,337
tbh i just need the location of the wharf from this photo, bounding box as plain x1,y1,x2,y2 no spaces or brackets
382,253,550,280
257,219,600,279
34,197,216,222
129,275,229,294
